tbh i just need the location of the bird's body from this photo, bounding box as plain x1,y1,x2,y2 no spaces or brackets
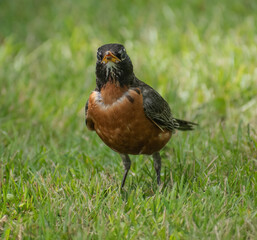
87,81,171,155
86,43,197,188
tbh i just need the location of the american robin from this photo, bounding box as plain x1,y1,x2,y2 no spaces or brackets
85,43,197,189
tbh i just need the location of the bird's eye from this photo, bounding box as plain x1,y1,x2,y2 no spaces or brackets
118,48,126,60
97,51,102,60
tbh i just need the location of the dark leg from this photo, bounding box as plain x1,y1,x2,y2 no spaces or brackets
153,152,161,185
120,154,131,189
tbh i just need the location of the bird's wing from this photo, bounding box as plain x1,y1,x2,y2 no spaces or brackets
85,86,99,124
85,100,89,113
85,99,89,124
133,78,179,132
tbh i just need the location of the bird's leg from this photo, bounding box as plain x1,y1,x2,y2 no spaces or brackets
120,154,131,189
153,152,161,185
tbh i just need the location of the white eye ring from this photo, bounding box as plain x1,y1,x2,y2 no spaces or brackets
118,48,126,60
97,51,102,60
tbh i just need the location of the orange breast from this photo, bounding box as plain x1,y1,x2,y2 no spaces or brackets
86,84,171,155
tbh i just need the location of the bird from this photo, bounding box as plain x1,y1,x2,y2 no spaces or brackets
85,43,197,189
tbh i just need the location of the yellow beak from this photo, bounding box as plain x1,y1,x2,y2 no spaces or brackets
101,51,121,64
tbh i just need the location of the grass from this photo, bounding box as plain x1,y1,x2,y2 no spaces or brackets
0,0,257,239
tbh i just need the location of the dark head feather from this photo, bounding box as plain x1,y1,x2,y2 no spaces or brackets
95,43,134,89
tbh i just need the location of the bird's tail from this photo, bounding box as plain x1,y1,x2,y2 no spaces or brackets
174,118,198,131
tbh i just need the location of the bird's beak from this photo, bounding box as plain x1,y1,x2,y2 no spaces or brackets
101,51,121,64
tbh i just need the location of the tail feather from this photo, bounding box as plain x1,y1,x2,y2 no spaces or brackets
175,118,198,131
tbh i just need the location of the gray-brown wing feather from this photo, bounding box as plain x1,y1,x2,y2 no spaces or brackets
85,86,99,125
142,88,179,132
132,78,179,132
85,100,89,123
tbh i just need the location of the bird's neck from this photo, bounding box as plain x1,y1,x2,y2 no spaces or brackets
100,81,129,105
96,73,135,91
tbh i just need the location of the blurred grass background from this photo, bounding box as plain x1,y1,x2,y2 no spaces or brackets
0,0,257,239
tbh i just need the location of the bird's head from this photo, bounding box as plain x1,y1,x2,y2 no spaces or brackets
95,43,134,89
